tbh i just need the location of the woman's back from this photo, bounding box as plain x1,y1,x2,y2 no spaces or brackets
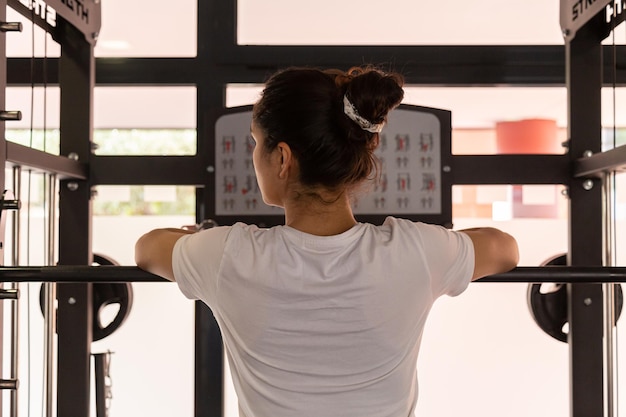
174,217,474,417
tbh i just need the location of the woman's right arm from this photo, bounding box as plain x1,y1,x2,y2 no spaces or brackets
459,228,519,280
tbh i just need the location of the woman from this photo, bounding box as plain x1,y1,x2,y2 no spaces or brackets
135,66,519,417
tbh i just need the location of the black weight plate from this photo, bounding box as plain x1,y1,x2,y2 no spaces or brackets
39,253,134,341
527,254,623,343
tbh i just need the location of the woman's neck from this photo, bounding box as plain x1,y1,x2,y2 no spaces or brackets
283,192,357,236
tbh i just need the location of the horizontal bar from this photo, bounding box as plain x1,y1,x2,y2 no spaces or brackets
91,156,205,185
479,266,626,283
0,266,166,283
96,58,199,85
0,266,624,284
573,145,626,178
7,58,199,85
6,46,626,87
6,142,87,180
451,154,570,185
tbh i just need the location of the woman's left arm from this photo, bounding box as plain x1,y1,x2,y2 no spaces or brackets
135,228,195,281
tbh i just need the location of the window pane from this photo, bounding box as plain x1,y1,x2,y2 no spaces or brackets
228,85,570,129
93,87,196,155
5,87,60,154
95,0,197,57
405,87,568,129
602,87,626,144
237,0,563,45
93,129,196,156
437,186,569,416
226,84,262,108
93,185,195,217
92,193,196,416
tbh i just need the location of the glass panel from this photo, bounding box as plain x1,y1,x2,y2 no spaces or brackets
89,282,195,416
92,185,196,415
93,185,195,217
432,185,569,416
237,0,563,45
454,184,567,222
417,280,568,416
225,84,262,108
5,87,60,154
93,129,196,156
601,88,626,151
94,0,197,57
5,6,60,57
405,87,569,131
93,87,196,155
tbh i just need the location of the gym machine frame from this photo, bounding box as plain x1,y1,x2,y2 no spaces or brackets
1,1,93,416
3,1,626,417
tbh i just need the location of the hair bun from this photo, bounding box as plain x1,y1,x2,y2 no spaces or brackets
343,67,404,133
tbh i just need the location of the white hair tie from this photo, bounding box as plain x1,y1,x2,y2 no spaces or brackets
343,95,383,133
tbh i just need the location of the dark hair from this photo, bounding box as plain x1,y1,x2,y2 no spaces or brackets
252,66,404,192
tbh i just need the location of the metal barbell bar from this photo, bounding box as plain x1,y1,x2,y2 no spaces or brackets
0,266,624,283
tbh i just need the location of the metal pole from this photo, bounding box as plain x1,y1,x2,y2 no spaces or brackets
10,166,21,417
43,282,56,417
603,171,618,417
43,173,57,417
12,166,20,266
47,173,56,265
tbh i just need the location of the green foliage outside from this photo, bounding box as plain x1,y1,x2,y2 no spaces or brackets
94,185,195,216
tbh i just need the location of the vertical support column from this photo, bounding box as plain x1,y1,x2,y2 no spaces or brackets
194,0,234,416
0,0,9,412
566,13,606,417
56,21,94,417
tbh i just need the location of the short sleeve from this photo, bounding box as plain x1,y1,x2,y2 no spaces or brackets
415,223,475,298
172,226,232,303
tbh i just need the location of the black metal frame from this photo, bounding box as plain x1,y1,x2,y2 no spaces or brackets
0,1,8,411
2,1,98,415
3,0,626,416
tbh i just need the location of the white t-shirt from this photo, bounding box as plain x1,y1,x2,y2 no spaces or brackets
173,217,474,417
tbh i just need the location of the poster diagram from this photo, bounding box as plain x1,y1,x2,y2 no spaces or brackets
214,108,442,216
351,109,442,215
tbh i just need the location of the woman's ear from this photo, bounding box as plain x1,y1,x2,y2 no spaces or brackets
276,142,293,179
